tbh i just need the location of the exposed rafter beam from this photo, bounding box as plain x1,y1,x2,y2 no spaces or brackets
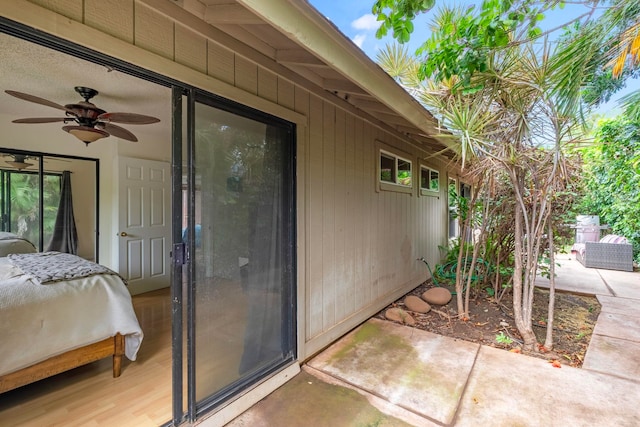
322,78,368,95
275,49,327,67
204,4,263,25
373,112,412,126
349,99,396,114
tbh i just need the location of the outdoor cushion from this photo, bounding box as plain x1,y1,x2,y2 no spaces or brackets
599,234,629,244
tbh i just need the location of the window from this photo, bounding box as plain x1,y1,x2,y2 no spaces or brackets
1,170,61,248
379,150,412,187
448,177,458,239
420,166,440,193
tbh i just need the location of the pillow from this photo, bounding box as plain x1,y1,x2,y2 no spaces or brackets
0,238,37,257
599,234,629,244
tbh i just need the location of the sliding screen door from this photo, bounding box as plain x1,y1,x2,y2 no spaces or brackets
186,94,296,414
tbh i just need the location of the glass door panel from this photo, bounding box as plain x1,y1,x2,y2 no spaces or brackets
190,97,295,409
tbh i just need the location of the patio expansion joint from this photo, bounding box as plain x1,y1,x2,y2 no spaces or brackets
595,269,617,297
582,364,640,384
448,342,482,427
301,364,447,426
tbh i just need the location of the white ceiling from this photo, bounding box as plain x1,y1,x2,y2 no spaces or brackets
0,32,170,144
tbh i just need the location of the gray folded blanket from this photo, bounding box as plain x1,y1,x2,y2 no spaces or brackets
8,251,124,284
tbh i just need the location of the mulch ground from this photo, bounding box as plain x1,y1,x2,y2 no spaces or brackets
376,280,601,367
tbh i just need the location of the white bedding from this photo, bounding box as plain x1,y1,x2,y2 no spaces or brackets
0,257,143,377
0,232,37,257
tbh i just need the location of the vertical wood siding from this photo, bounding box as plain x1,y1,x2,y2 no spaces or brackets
22,0,450,359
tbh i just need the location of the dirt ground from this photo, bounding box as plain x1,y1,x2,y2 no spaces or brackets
376,281,601,367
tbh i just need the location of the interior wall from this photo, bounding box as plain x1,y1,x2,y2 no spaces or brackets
0,108,171,269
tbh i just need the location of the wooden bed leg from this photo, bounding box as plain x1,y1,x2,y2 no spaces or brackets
113,333,125,378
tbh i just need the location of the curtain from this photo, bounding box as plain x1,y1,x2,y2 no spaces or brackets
238,125,287,375
47,171,78,254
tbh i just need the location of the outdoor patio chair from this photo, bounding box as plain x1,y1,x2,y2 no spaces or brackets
574,234,634,272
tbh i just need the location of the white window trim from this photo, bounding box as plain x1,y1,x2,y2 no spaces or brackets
419,164,440,197
376,144,414,194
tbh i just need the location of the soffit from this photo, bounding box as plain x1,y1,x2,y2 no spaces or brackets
191,0,454,158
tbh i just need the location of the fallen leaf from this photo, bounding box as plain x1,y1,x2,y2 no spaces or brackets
510,348,522,354
475,322,489,326
550,360,562,368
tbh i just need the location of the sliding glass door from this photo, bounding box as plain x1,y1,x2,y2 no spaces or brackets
179,92,296,419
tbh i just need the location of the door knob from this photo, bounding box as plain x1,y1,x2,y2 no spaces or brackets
119,232,128,237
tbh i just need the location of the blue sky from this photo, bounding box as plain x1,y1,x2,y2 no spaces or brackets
308,0,639,117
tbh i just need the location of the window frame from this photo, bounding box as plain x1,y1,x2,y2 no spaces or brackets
377,145,414,194
419,164,440,196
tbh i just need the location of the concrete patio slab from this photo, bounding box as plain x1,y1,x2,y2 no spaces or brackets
307,318,480,425
535,256,612,296
592,312,640,342
583,334,640,380
597,295,640,316
228,251,640,427
227,369,424,427
597,268,640,300
455,345,640,427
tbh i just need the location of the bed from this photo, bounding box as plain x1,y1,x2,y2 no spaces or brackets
0,232,37,257
0,251,143,393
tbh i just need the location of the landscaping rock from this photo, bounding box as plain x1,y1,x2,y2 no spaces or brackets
385,307,416,325
404,295,431,313
422,287,452,305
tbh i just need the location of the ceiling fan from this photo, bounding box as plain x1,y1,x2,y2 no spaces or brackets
4,154,34,170
5,86,160,145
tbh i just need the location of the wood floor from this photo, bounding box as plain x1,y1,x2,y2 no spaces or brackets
0,288,174,426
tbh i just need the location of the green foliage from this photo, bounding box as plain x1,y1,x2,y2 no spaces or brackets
576,117,640,262
372,0,549,87
4,172,61,246
372,0,435,43
495,331,513,345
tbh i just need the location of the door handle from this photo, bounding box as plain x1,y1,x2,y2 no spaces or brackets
119,232,128,237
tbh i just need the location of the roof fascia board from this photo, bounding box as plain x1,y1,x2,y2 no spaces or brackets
236,0,442,138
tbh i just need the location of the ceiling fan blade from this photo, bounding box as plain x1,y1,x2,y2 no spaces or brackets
103,123,138,142
98,112,160,125
5,90,77,115
12,117,69,123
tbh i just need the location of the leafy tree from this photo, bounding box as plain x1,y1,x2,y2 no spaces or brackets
376,2,593,351
577,118,640,262
373,0,601,88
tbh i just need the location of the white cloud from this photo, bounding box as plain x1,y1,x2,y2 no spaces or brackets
351,14,380,31
352,34,366,48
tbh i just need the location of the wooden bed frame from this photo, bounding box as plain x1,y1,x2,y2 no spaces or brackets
0,333,124,393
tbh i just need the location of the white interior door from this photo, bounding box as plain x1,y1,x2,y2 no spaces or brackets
118,156,171,295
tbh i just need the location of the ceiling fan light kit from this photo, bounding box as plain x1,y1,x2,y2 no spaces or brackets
63,125,109,145
4,154,34,170
6,160,33,170
5,86,160,145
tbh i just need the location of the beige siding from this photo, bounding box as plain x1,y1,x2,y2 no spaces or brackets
85,0,134,43
257,68,278,104
11,0,451,361
175,24,207,73
207,41,235,85
307,94,323,339
234,56,258,95
134,2,174,60
28,0,82,21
